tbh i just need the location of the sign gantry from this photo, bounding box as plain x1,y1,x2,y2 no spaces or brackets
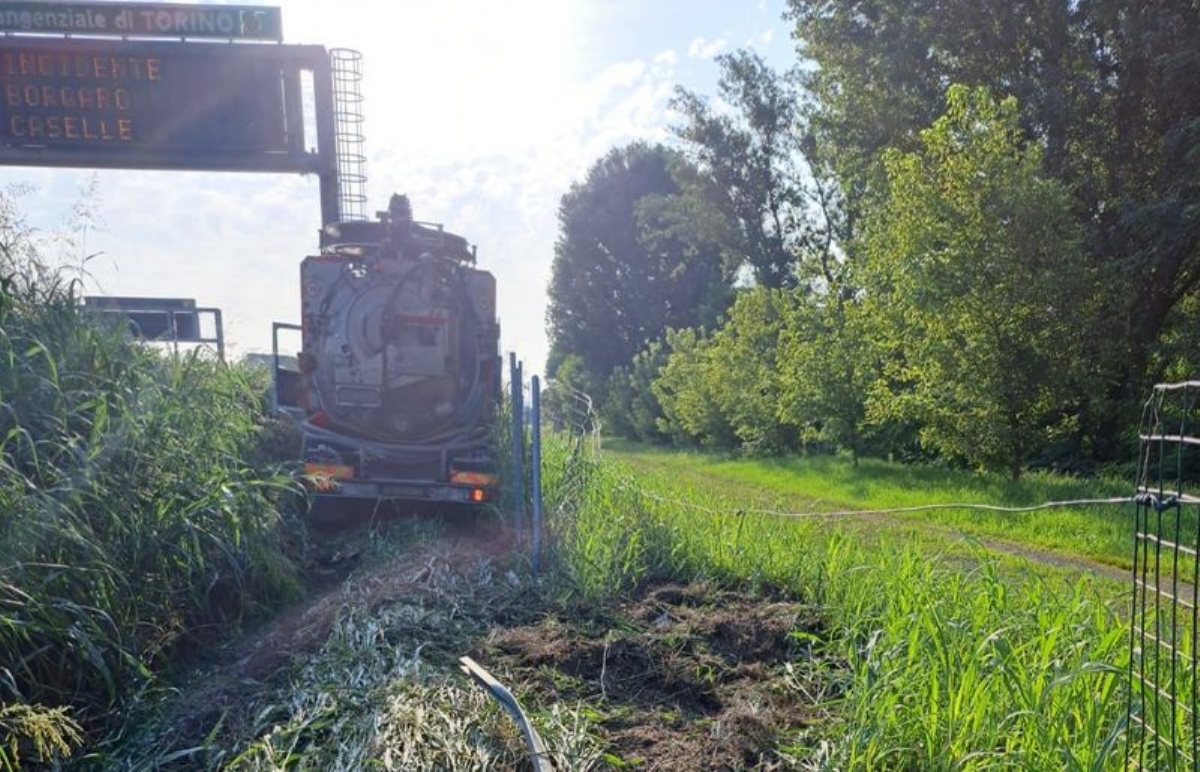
0,2,341,225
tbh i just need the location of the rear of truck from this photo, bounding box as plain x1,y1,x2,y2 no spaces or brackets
273,197,502,509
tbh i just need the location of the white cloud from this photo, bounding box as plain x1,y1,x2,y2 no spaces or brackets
351,49,682,372
687,36,727,60
587,59,648,95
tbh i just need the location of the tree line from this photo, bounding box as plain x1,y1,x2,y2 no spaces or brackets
546,1,1200,479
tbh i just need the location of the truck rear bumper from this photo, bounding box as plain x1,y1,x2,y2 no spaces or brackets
317,478,493,504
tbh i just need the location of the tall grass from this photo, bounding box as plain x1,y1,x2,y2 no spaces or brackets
1,205,303,766
543,438,1130,768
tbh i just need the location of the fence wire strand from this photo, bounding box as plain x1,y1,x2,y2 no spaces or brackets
619,486,1133,520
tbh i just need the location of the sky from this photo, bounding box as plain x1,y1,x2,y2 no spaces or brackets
2,0,796,374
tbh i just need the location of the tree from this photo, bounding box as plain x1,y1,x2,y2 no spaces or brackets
777,296,875,463
788,0,1200,456
546,143,728,386
1082,0,1200,405
703,288,799,454
652,327,735,449
860,86,1091,479
650,290,801,454
670,50,845,291
602,338,672,443
787,0,1085,199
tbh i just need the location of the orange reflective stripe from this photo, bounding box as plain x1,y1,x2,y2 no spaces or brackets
450,471,499,486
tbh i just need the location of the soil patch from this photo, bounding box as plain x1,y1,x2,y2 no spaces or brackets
477,582,835,770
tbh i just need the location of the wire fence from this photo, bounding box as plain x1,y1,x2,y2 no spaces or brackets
504,359,601,576
621,484,1133,521
1127,381,1200,770
539,381,601,529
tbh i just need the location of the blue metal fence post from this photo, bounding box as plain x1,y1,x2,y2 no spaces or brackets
531,375,543,575
509,353,525,536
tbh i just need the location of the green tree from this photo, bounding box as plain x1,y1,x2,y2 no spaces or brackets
778,296,875,463
652,327,734,448
787,0,1086,206
546,143,728,385
670,50,844,290
651,290,799,454
861,86,1090,479
602,338,672,443
704,289,798,454
1083,0,1200,407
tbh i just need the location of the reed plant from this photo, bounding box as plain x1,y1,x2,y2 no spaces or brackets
1,200,303,766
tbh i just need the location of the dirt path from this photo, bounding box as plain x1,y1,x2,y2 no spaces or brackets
128,519,522,766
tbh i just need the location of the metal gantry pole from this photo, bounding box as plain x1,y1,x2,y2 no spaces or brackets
312,50,341,226
213,308,225,363
531,374,543,575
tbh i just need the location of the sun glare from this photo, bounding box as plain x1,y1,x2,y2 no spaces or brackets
337,0,576,156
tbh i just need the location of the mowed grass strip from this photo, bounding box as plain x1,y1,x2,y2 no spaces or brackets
104,521,607,772
605,440,1137,571
544,441,1132,769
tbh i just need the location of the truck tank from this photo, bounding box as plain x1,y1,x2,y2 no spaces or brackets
275,194,501,508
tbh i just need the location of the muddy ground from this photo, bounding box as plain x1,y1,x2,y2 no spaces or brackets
478,582,832,769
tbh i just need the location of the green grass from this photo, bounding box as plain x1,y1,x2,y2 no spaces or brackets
605,439,1136,571
543,438,1134,769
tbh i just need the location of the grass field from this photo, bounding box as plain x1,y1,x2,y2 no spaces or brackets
604,439,1137,571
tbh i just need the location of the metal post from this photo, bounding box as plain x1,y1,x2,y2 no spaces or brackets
312,49,341,226
271,321,283,414
213,308,225,363
531,375,543,575
510,353,525,536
